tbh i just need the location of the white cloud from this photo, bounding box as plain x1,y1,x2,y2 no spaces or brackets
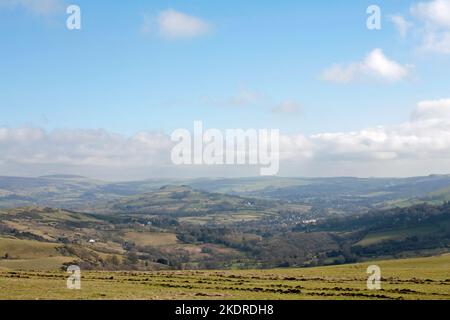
271,98,450,177
411,0,450,28
390,15,413,37
421,29,450,53
0,128,173,168
0,0,64,15
411,99,450,121
157,9,210,39
308,121,450,162
321,49,411,84
2,100,450,178
285,99,450,163
363,49,411,81
271,101,302,114
410,0,450,53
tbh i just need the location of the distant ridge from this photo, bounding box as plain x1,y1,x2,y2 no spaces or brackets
38,175,88,179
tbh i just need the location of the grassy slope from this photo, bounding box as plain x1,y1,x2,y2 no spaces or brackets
424,186,450,203
355,213,450,247
0,237,62,259
123,231,178,247
0,237,74,271
384,185,450,208
356,227,435,246
0,254,449,300
97,185,283,225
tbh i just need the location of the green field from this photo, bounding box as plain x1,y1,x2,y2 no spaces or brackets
355,226,438,246
123,231,179,247
0,254,449,300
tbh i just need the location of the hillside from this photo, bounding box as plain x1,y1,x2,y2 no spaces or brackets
0,207,123,271
96,185,288,223
0,175,109,209
0,201,449,272
2,175,450,217
0,175,180,210
0,176,449,272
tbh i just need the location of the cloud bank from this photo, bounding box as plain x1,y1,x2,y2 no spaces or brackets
1,99,450,179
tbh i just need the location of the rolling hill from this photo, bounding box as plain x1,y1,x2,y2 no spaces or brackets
2,175,450,217
0,175,449,273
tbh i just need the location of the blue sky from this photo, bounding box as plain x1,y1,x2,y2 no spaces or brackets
1,0,450,179
1,0,448,135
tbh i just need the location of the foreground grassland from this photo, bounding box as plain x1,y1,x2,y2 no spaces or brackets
0,254,449,300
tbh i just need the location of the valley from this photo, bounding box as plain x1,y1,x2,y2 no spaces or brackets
0,175,449,300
